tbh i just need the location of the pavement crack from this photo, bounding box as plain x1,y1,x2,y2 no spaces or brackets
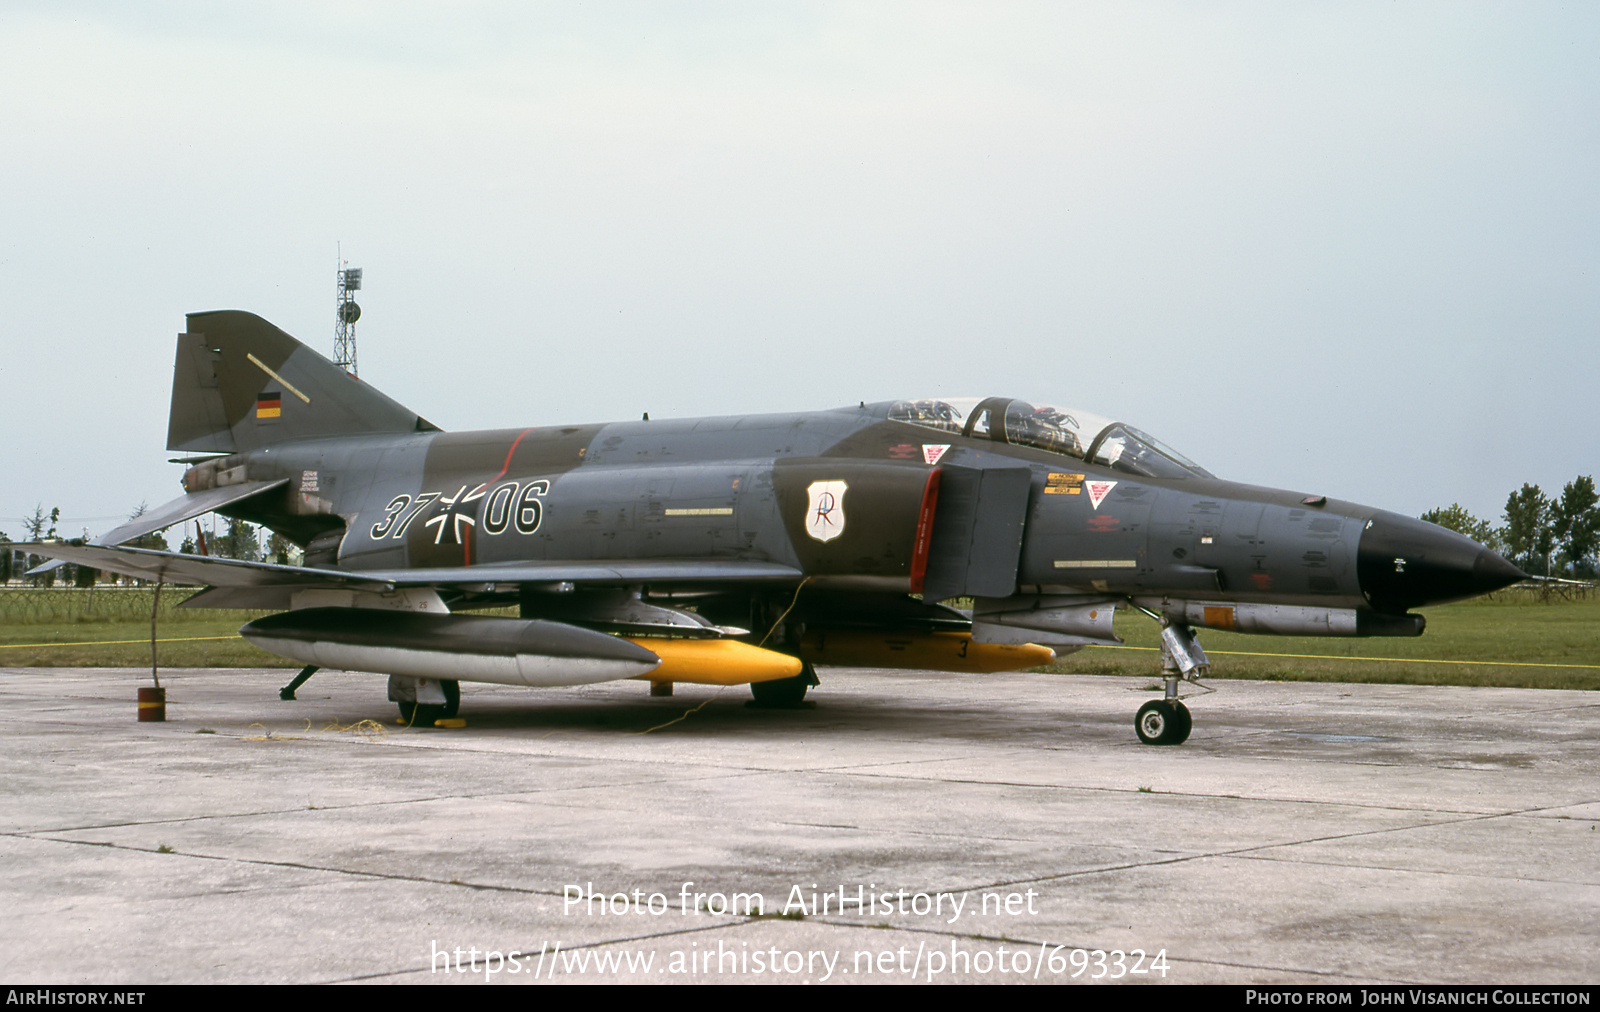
1230,851,1600,888
320,921,749,983
20,833,554,895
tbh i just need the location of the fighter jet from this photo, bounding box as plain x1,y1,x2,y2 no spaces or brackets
26,311,1525,744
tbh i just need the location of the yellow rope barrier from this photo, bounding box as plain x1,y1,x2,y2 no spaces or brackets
6,629,1590,672
0,635,239,650
757,578,810,648
1084,644,1600,670
636,693,724,735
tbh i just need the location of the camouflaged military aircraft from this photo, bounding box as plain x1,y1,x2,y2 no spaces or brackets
27,311,1526,744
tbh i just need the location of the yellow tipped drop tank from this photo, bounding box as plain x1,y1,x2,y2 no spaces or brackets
797,630,1053,674
626,638,803,686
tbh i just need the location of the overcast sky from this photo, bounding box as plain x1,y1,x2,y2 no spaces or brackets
2,2,1595,541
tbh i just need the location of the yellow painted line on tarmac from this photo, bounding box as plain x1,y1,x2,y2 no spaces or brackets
5,635,1594,672
0,635,240,650
1084,644,1600,670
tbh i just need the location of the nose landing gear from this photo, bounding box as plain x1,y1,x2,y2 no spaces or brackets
1136,697,1192,745
1133,618,1207,746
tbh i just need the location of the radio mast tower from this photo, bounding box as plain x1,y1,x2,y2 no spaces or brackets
334,251,362,376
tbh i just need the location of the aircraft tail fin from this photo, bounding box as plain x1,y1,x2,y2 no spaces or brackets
167,310,440,453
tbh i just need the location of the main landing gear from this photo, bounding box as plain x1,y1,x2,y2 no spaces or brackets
1134,620,1208,746
389,676,460,726
748,662,819,708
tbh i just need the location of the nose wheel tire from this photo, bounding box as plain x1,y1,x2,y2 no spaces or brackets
1135,699,1191,746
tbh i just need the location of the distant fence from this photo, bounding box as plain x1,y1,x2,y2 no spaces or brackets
1492,580,1595,603
0,587,252,625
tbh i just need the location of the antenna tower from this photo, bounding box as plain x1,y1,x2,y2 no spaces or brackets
334,251,362,376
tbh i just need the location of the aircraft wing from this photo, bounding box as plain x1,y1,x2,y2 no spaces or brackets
362,560,806,586
19,542,805,608
19,542,394,592
95,480,291,546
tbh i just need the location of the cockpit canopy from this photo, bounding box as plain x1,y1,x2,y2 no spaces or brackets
888,397,1212,480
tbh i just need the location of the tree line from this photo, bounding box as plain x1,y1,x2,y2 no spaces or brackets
1423,476,1598,579
177,517,295,565
2,504,293,586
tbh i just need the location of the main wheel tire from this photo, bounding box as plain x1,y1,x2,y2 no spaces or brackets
398,681,459,725
750,675,809,707
749,663,818,708
397,700,446,726
1135,700,1191,745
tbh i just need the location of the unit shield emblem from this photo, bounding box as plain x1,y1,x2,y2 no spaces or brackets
805,480,848,543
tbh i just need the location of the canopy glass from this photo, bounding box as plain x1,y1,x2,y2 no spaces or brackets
888,397,1212,479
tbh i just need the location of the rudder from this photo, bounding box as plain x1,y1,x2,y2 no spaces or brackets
167,310,438,453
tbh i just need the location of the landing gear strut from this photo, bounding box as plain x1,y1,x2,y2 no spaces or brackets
279,665,319,701
1133,620,1207,746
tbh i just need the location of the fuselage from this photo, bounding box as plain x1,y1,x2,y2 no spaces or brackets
26,310,1529,741
191,396,1520,636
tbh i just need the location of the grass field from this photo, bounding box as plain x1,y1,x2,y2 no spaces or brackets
1049,589,1600,690
0,586,271,667
0,585,1595,689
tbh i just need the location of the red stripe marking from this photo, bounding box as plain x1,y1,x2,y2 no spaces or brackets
493,429,534,483
909,468,942,595
464,428,534,567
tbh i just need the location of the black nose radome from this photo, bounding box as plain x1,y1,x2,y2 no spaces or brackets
1357,511,1527,613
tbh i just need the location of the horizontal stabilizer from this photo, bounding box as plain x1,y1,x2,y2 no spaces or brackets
95,480,289,546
